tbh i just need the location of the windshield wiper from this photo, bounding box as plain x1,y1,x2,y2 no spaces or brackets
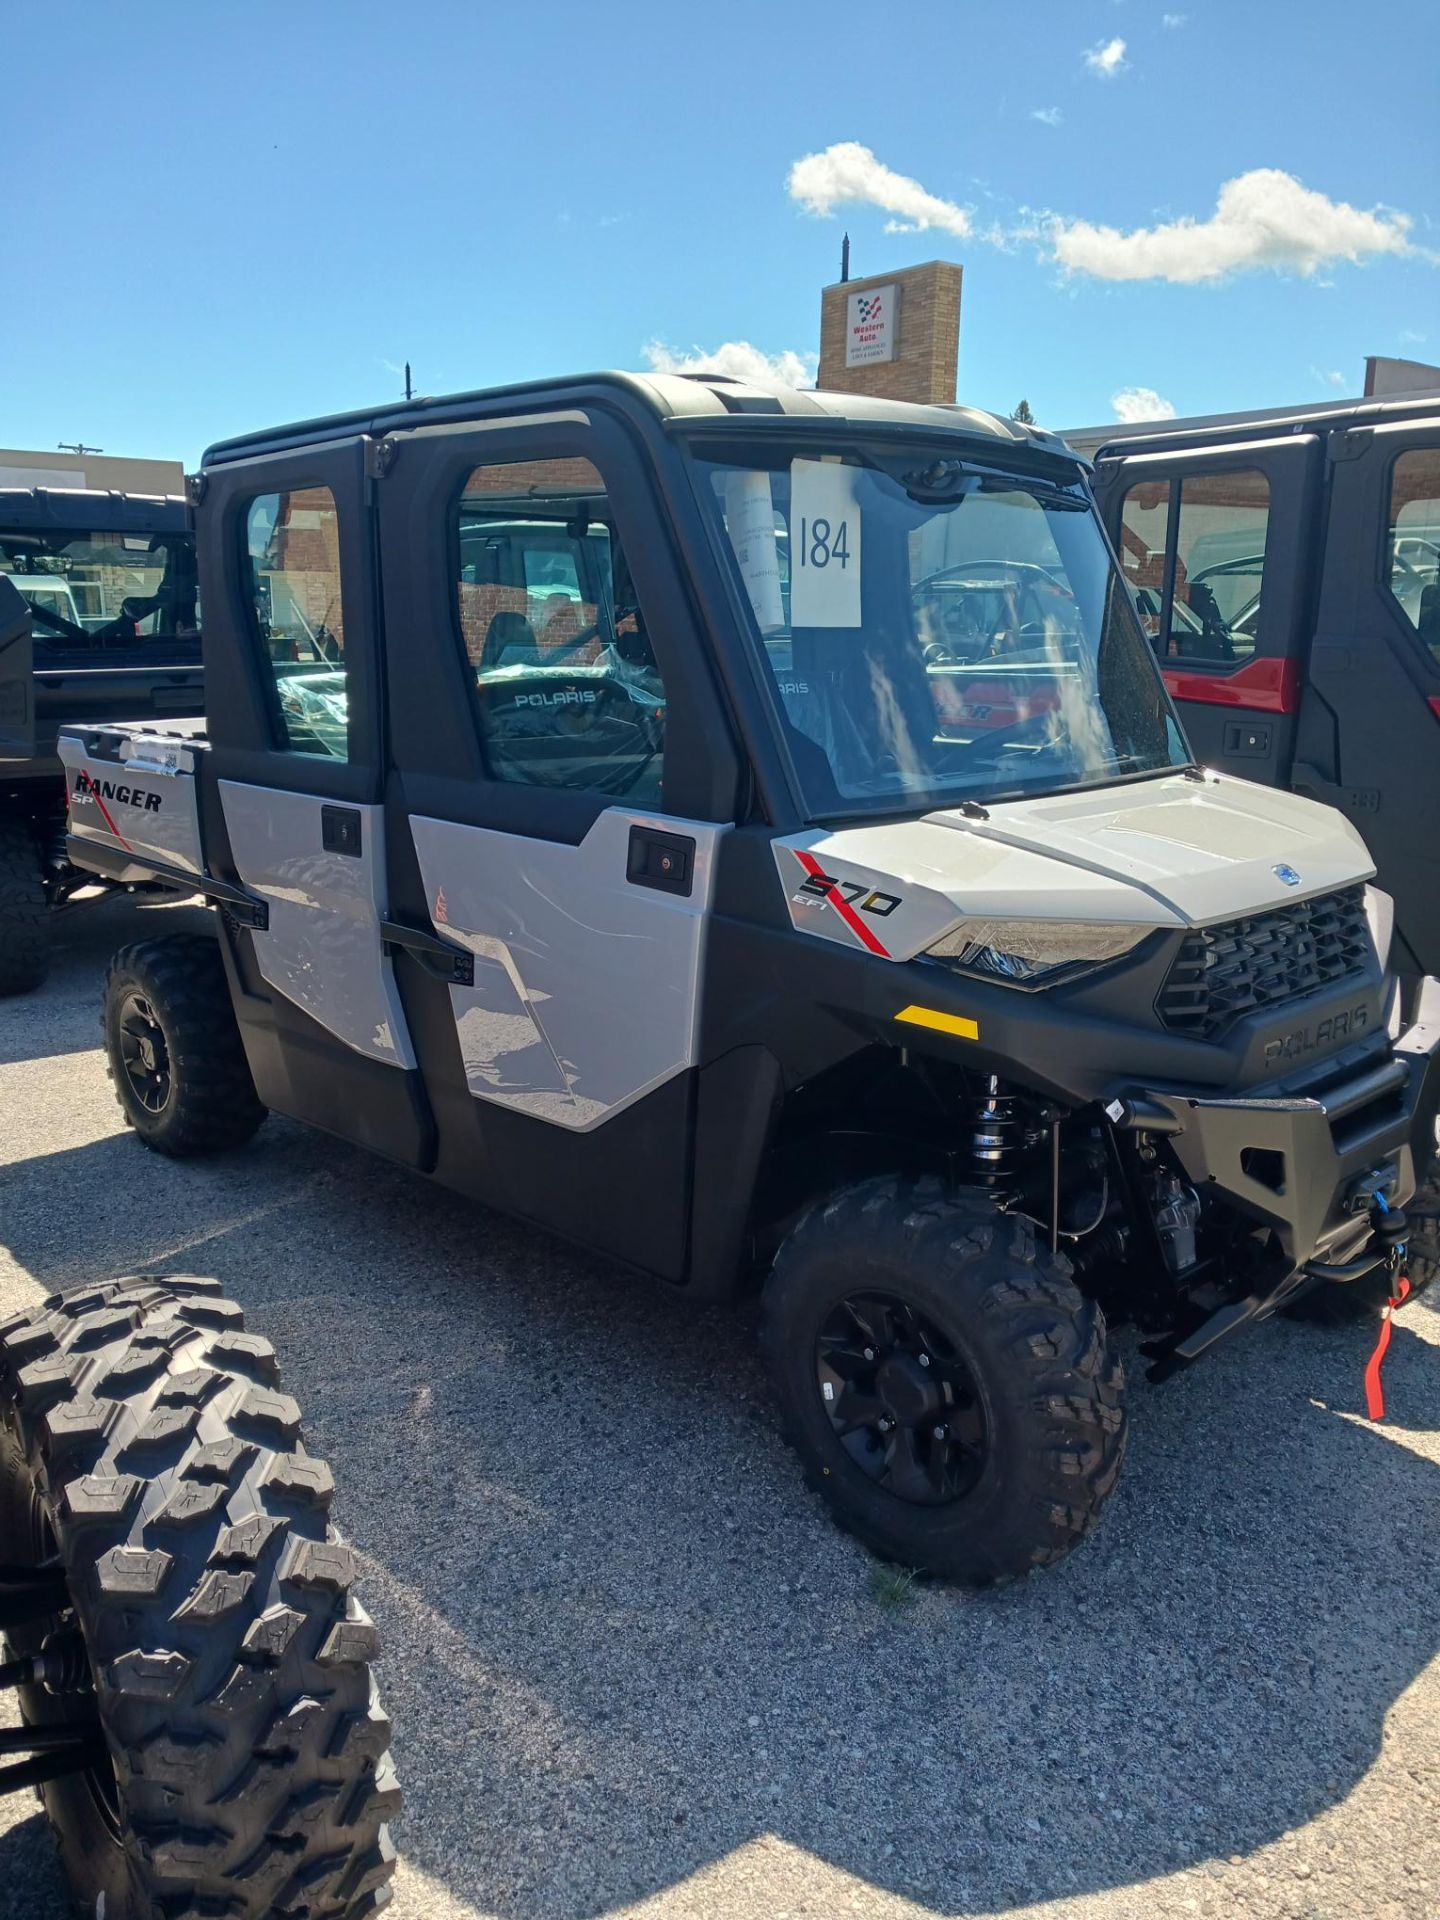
899,458,1089,510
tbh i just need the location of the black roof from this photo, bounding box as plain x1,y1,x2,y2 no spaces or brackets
0,488,189,535
202,370,1083,470
1062,387,1440,460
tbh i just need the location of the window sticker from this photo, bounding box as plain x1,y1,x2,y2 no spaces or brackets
723,470,785,634
790,458,861,628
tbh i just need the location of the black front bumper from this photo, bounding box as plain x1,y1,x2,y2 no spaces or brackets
1131,977,1440,1351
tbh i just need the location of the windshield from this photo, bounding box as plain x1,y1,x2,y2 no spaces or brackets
0,528,199,649
697,444,1188,817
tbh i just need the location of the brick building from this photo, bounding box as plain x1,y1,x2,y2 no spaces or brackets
817,260,963,406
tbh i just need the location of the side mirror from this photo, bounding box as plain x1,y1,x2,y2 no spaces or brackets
0,576,34,763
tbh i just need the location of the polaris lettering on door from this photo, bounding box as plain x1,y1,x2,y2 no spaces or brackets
72,769,163,814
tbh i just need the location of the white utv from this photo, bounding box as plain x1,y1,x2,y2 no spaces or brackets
23,371,1437,1611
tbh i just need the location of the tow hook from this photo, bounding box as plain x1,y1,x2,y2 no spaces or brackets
1363,1192,1412,1422
1302,1183,1407,1285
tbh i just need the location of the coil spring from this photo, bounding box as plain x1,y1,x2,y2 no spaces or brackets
963,1076,1025,1185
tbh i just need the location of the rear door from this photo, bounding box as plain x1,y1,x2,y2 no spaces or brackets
1308,418,1440,976
376,410,738,1279
1095,435,1321,784
195,438,431,1164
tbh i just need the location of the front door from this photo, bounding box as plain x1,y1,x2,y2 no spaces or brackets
195,438,432,1164
1308,417,1440,977
1095,435,1321,786
376,411,738,1278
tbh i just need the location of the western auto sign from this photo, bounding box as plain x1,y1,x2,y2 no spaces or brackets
845,284,897,367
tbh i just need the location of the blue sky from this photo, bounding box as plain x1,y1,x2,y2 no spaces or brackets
6,0,1436,463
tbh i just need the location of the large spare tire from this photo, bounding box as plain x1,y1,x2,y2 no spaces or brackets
0,1274,398,1919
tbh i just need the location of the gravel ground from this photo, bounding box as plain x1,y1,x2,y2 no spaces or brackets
1,896,1437,1920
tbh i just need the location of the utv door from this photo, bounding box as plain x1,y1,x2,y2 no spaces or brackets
1094,436,1321,785
195,438,432,1164
376,411,738,1279
1307,417,1440,978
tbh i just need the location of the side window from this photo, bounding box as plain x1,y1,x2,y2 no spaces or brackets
1169,470,1268,664
242,488,349,760
1119,467,1269,664
452,457,665,800
1118,479,1171,642
1386,446,1440,666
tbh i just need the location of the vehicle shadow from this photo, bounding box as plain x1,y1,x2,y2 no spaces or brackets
0,892,212,1069
2,1104,1437,1918
0,1808,66,1920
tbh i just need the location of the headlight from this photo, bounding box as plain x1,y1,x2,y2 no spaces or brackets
924,918,1151,990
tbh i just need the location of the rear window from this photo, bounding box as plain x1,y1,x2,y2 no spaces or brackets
0,529,198,649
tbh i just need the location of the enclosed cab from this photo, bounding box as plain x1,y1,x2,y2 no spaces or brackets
0,487,202,990
61,372,1439,1583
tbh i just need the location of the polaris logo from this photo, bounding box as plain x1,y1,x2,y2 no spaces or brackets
1263,1002,1368,1065
516,689,597,708
1273,864,1301,887
73,770,162,814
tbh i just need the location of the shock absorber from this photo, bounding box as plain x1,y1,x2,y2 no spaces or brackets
963,1075,1024,1185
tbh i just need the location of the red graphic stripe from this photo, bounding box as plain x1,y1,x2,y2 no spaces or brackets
793,850,892,959
73,782,133,853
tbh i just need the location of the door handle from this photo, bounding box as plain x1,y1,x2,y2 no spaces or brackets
627,825,695,896
321,805,363,857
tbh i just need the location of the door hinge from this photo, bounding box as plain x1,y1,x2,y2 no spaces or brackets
365,437,398,481
381,918,475,987
1327,427,1373,464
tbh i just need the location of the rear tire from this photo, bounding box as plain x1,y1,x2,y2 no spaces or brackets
0,1274,398,1920
103,936,266,1156
761,1176,1127,1585
0,813,49,995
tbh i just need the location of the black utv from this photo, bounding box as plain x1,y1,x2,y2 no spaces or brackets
0,489,203,992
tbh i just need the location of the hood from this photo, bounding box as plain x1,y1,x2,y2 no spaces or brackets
926,772,1375,925
771,772,1376,964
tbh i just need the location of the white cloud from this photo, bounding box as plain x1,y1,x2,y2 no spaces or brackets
1112,386,1178,423
1401,327,1429,345
1031,106,1063,126
1048,167,1416,283
1311,366,1348,389
787,141,972,238
1162,11,1187,26
642,338,817,388
1084,37,1129,78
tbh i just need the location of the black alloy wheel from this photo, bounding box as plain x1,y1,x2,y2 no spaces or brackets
116,991,171,1114
815,1291,989,1505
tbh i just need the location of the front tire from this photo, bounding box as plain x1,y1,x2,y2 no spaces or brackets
0,813,49,995
103,935,266,1156
761,1177,1127,1585
0,1274,398,1920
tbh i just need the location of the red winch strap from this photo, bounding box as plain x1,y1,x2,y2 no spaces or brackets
1363,1273,1412,1422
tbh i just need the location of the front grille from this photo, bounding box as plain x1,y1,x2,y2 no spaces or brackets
1157,884,1373,1042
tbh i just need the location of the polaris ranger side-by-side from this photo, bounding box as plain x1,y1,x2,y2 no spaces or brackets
0,489,204,990
5,367,1438,1915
